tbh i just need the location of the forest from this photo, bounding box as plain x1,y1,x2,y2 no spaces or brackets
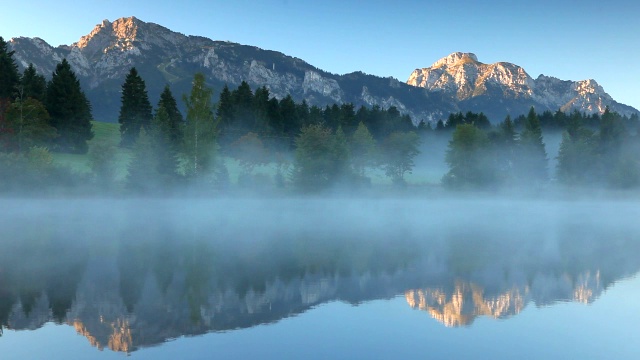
1,36,639,195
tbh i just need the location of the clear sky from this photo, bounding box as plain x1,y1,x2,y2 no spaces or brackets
2,0,639,110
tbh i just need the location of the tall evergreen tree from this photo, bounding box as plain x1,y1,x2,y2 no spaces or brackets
152,105,180,183
45,59,93,153
216,84,234,128
556,124,597,185
157,85,184,148
0,37,20,148
118,67,153,147
126,127,158,193
231,81,254,134
20,64,47,103
183,73,217,178
516,107,548,183
0,36,20,100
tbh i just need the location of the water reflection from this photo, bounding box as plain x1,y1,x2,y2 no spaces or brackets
0,198,639,352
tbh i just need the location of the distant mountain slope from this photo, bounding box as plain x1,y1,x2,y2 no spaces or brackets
8,18,638,123
407,52,638,120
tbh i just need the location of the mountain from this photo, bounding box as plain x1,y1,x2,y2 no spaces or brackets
407,52,638,120
7,18,638,123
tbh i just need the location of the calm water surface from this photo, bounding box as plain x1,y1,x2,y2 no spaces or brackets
1,197,639,359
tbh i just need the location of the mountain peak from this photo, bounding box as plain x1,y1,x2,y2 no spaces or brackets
431,52,479,68
75,16,144,50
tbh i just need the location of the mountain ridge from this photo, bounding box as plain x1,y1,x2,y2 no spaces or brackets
7,17,638,123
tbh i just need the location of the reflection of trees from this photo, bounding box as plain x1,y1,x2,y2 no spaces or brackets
2,199,640,350
0,230,88,331
406,218,640,327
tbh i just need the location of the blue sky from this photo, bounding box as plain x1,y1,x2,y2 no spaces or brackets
2,0,639,110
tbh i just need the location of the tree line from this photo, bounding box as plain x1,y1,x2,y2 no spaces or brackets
1,34,639,194
441,107,640,189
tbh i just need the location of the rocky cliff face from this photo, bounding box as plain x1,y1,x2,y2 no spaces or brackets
7,19,638,123
408,52,637,119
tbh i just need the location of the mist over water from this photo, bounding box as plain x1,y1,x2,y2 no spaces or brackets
1,195,640,357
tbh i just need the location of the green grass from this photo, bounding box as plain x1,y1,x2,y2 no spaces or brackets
50,121,438,187
52,121,132,180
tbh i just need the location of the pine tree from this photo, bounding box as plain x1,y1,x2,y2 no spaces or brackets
516,107,548,183
156,85,184,149
20,64,47,103
556,125,596,185
126,127,158,193
0,36,20,100
332,126,350,181
183,73,216,178
216,84,234,146
0,37,21,149
231,81,254,135
118,67,153,147
152,106,179,183
46,59,93,153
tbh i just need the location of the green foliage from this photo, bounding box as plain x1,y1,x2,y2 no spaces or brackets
183,73,217,179
229,132,268,174
89,141,118,190
556,127,597,185
5,98,57,152
349,122,377,178
381,131,420,185
119,67,153,147
516,107,548,183
157,85,184,149
152,106,181,183
20,64,47,103
443,124,496,188
126,128,159,193
292,124,351,191
0,147,78,193
0,37,20,100
45,59,93,153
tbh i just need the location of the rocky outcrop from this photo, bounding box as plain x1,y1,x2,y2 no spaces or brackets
408,52,637,119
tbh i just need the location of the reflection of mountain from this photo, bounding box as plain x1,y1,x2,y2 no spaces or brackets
1,198,640,352
406,283,527,327
405,270,602,327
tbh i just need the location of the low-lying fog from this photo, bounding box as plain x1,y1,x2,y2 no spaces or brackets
2,196,639,349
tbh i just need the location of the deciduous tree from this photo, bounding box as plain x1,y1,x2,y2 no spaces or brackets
183,73,217,178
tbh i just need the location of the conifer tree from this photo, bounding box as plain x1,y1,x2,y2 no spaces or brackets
152,106,180,183
0,37,20,148
126,127,158,193
45,59,93,153
156,85,184,148
216,84,234,145
118,67,152,147
516,107,548,183
20,64,47,103
0,36,20,100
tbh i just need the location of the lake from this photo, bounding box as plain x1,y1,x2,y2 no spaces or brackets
1,196,639,359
